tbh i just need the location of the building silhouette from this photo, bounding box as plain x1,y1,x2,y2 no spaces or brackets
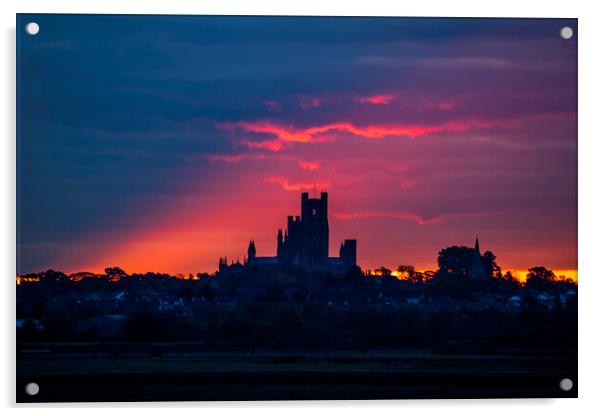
468,235,487,279
219,192,357,274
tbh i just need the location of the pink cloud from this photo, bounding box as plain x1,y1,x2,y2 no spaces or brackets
220,119,492,150
354,95,396,105
206,153,323,171
262,100,282,112
299,96,322,110
264,176,330,192
333,210,497,225
239,138,286,152
298,161,321,171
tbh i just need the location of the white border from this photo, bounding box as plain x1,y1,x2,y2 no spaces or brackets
2,0,601,414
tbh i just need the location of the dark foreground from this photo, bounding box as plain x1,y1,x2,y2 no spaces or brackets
17,343,577,402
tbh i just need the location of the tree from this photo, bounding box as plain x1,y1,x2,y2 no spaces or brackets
482,251,502,279
396,265,415,280
437,246,499,279
496,271,521,291
39,269,69,285
407,271,426,285
104,267,128,282
525,266,556,291
527,266,555,280
501,270,519,284
375,266,392,278
437,246,474,278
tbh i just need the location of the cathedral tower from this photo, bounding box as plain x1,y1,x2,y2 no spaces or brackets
300,192,329,268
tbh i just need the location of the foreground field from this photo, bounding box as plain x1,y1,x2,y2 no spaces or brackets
17,342,577,401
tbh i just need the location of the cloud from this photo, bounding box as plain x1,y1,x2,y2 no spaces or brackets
299,96,322,110
264,176,330,192
239,138,286,151
262,100,282,112
333,210,496,225
206,153,321,171
354,95,396,105
298,161,321,171
220,118,497,151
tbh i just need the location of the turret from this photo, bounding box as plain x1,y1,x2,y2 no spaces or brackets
320,192,328,220
301,192,310,219
340,239,357,268
218,256,228,272
277,229,284,258
247,240,256,260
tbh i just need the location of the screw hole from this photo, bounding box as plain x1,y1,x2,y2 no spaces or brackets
25,22,39,36
559,378,573,391
24,382,39,396
560,26,573,40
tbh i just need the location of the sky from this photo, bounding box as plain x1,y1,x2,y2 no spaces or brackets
17,15,577,278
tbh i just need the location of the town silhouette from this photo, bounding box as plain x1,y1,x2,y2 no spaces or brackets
17,192,577,401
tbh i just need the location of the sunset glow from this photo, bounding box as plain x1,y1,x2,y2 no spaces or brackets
17,16,577,278
15,16,579,404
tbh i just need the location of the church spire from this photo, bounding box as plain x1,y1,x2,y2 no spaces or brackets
469,234,486,279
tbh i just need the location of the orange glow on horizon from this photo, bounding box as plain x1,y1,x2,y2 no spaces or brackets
382,268,578,284
16,275,40,285
507,269,578,284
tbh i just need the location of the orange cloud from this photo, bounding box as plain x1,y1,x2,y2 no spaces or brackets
264,176,330,192
334,210,496,225
220,119,490,151
354,95,396,105
298,161,320,171
239,138,286,151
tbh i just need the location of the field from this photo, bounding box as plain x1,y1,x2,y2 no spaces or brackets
17,342,577,402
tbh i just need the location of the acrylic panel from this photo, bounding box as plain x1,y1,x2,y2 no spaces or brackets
16,14,578,402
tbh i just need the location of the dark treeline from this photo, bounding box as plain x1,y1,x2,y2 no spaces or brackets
17,245,577,353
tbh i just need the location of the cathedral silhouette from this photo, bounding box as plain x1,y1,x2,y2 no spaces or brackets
219,192,357,274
